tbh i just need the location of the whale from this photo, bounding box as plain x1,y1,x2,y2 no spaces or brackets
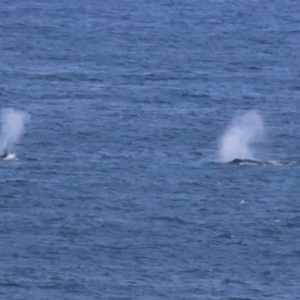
0,152,16,160
229,158,266,165
0,153,8,159
228,158,293,166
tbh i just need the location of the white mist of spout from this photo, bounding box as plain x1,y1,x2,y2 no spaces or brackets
219,110,264,162
0,108,30,154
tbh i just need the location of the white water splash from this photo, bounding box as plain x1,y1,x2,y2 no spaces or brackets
219,110,264,162
0,108,30,154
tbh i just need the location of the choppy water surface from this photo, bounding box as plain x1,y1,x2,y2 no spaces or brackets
1,1,300,299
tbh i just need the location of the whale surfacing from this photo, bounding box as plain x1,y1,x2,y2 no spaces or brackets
228,158,293,166
0,153,8,159
229,158,264,165
0,152,17,160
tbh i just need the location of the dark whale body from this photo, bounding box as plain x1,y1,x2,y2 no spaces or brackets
229,158,266,165
0,153,8,159
228,158,292,166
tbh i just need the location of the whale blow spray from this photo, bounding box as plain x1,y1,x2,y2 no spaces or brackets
219,110,264,162
0,108,30,154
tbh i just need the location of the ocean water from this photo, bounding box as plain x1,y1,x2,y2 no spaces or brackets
1,0,300,299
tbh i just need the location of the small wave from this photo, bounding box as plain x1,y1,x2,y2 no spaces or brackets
267,160,295,167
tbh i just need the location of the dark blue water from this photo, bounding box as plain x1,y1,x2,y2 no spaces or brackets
1,1,300,299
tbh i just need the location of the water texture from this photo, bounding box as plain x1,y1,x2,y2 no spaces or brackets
1,1,300,299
